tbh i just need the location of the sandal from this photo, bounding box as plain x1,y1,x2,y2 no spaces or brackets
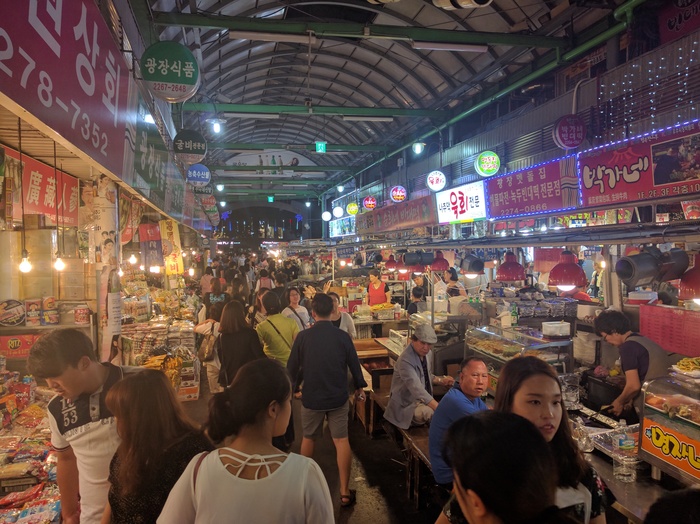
340,490,356,508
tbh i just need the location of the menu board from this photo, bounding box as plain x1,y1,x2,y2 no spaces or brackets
640,304,700,357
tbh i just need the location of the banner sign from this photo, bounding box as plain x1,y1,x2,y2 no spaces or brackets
336,246,356,258
329,216,356,237
436,181,487,224
159,219,184,275
357,195,436,234
486,156,580,219
579,120,700,209
3,146,79,225
186,163,211,188
139,223,164,269
659,1,700,44
173,129,207,166
641,417,700,481
0,1,130,181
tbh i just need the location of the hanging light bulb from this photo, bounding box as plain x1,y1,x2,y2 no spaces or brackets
139,265,145,271
129,254,137,265
118,268,124,277
212,121,221,134
19,250,32,273
188,267,195,277
54,257,66,271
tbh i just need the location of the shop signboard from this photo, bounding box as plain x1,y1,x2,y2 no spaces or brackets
2,146,79,226
486,156,580,220
346,202,359,215
159,219,184,275
659,1,700,44
139,223,164,269
357,195,436,234
173,129,207,165
579,119,700,209
186,164,211,188
0,1,130,182
426,170,447,192
390,185,407,203
336,246,355,258
193,184,213,195
474,151,500,177
133,112,168,210
363,196,377,210
641,418,700,481
140,41,200,103
328,216,356,237
435,181,487,224
552,115,586,150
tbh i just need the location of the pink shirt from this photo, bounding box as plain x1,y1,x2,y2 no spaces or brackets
200,274,214,294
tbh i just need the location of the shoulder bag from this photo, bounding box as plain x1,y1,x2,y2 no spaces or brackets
286,307,308,329
266,318,292,349
197,323,219,362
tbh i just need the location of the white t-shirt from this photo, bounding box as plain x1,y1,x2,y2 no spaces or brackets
158,451,333,524
282,306,310,331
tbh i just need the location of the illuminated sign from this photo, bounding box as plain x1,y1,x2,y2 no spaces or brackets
186,164,211,187
346,202,359,215
363,196,377,210
475,151,501,177
315,141,327,153
435,181,487,224
552,115,586,150
426,170,447,192
390,185,407,203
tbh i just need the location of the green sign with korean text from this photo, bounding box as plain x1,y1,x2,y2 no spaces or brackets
475,151,501,177
140,42,200,103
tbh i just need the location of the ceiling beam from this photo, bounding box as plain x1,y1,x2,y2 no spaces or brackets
183,103,445,119
208,142,389,152
218,179,336,185
220,188,319,195
152,12,567,49
210,165,352,172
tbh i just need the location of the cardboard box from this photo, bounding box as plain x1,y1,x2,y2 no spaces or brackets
0,335,39,360
177,385,200,401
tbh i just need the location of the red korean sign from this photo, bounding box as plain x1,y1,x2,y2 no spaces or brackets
659,1,700,44
362,196,376,210
4,146,79,225
552,115,586,150
486,156,580,220
579,120,700,209
356,195,435,234
0,1,130,179
390,185,407,203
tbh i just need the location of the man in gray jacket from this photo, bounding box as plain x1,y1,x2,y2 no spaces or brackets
384,324,454,429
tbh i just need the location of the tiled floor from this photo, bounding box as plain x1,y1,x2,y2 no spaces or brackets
183,372,443,524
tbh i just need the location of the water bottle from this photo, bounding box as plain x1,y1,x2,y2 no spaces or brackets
612,420,638,482
394,302,401,320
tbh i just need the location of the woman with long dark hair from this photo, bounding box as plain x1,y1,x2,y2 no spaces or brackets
102,370,213,524
203,278,229,319
247,287,270,329
218,300,265,387
158,359,333,523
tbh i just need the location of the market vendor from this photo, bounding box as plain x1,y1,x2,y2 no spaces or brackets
367,269,391,306
561,285,594,302
594,309,670,419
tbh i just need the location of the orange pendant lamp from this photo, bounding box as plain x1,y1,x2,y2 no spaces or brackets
548,250,588,291
496,252,525,282
430,250,450,272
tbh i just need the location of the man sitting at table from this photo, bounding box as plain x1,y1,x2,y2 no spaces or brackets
428,357,489,488
384,324,454,430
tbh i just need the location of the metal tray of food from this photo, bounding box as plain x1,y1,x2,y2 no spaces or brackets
591,424,640,458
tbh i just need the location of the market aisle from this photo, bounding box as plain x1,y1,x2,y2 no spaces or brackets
183,375,442,523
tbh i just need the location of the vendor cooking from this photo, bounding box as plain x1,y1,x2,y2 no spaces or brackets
367,269,391,306
594,309,670,419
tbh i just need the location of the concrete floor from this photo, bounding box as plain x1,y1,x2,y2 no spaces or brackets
184,372,443,524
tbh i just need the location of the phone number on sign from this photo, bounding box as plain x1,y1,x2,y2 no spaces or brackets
151,82,190,93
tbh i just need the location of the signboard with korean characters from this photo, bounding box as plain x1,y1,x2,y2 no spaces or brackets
362,196,377,210
159,219,184,275
552,115,587,150
435,181,487,224
173,129,207,165
187,164,211,188
579,119,700,209
426,170,447,192
358,195,436,234
0,1,131,182
485,155,580,220
390,185,407,203
3,146,79,226
140,41,200,103
346,202,359,215
474,151,501,177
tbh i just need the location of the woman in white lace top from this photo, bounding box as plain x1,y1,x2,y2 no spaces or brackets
158,359,333,524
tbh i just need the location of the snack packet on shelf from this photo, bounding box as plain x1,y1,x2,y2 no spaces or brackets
0,482,44,509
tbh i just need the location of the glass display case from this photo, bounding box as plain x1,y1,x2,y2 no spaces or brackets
639,374,700,485
466,325,573,396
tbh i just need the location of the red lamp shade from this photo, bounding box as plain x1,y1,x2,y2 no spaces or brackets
430,250,450,272
548,250,588,291
679,255,700,304
411,265,425,275
385,254,397,271
496,252,526,282
397,255,409,275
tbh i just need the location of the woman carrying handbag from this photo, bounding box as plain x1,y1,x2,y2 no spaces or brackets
218,301,266,388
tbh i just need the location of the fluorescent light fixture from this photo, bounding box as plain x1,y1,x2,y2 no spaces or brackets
341,115,394,122
224,112,280,119
337,185,344,193
143,114,155,124
230,31,317,45
220,201,227,207
411,41,488,53
212,122,221,133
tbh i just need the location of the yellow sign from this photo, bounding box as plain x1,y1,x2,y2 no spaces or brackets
159,219,184,275
346,202,359,215
641,418,700,481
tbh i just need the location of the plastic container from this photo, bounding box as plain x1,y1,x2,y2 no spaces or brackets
613,455,639,482
627,291,658,305
394,303,401,320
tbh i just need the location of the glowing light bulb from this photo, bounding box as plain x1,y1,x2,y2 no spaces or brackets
465,273,479,279
54,257,66,271
213,122,221,133
139,265,145,271
557,285,576,292
19,250,32,273
188,268,195,277
118,268,124,277
129,254,137,265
